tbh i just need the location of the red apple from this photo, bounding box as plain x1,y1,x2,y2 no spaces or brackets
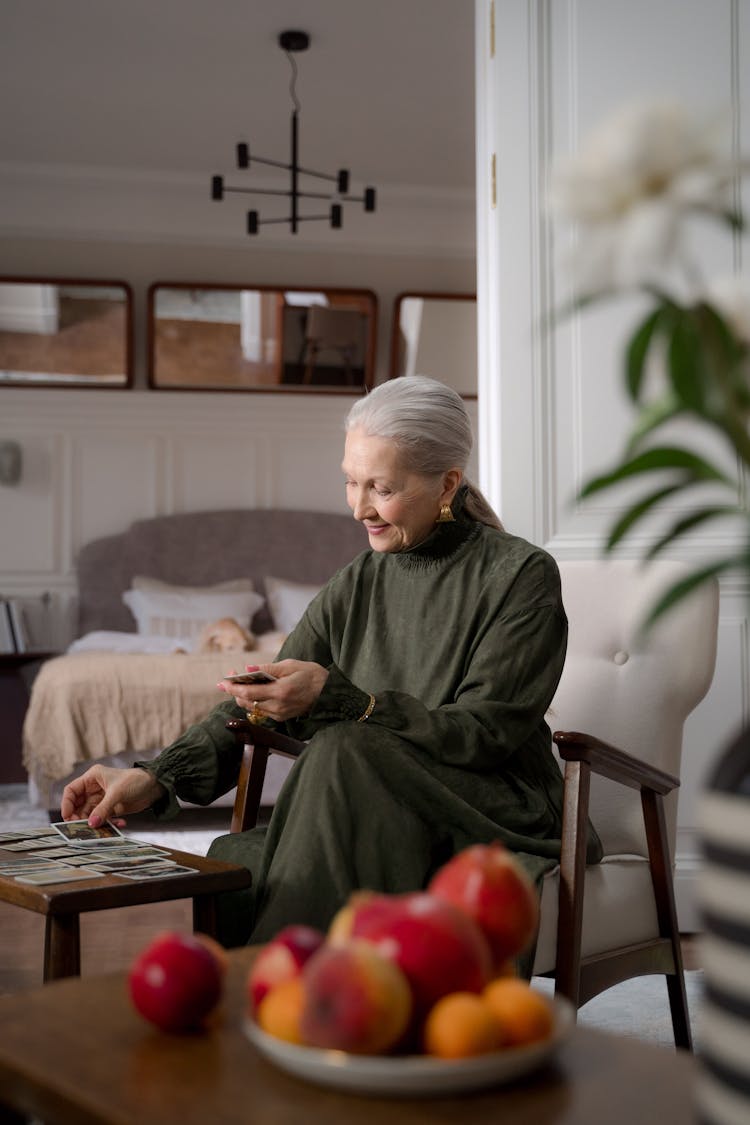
128,930,223,1032
300,938,412,1054
339,891,493,1016
428,842,539,966
248,924,325,1011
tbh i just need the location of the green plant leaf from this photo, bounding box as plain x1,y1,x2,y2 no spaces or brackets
641,557,744,630
605,484,685,550
625,308,664,402
644,505,744,560
624,392,682,454
580,446,734,498
667,309,707,413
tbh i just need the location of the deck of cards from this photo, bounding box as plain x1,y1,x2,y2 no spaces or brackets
0,822,198,885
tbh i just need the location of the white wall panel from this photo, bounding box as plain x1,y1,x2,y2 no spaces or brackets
171,434,264,514
72,433,161,558
0,432,61,574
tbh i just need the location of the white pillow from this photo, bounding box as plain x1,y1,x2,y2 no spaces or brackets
264,576,323,634
68,630,190,654
122,586,265,641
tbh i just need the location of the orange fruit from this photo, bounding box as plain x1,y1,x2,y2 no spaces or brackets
482,978,554,1046
256,976,306,1044
423,992,505,1058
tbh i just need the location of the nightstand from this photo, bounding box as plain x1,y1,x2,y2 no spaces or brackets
0,652,57,784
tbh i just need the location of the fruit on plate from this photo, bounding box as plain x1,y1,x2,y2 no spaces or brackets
428,841,539,966
423,991,506,1058
482,978,554,1046
128,930,225,1032
329,890,493,1016
247,923,325,1010
299,938,412,1054
256,976,307,1045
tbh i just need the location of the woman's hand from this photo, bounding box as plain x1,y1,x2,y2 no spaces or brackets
60,766,166,828
217,659,329,722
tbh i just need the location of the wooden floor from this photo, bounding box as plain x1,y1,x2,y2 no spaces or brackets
0,896,703,997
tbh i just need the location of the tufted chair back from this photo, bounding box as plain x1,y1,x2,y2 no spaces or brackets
550,559,719,860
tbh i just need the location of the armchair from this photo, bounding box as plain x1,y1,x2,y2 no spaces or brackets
226,558,719,1049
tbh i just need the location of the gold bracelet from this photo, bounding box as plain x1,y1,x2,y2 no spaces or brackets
357,693,376,722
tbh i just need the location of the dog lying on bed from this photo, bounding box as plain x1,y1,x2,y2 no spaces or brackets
196,617,256,653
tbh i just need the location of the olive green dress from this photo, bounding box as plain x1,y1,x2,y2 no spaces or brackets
142,508,602,951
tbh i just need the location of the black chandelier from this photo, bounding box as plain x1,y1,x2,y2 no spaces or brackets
211,30,376,235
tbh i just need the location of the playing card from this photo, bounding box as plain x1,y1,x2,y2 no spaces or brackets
51,820,125,845
14,866,105,885
118,864,196,880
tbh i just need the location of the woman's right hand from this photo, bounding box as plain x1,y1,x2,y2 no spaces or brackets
60,766,166,828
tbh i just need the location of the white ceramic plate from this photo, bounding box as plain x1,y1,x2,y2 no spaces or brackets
244,995,574,1097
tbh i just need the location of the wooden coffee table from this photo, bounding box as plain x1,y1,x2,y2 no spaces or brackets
0,843,252,981
0,946,697,1125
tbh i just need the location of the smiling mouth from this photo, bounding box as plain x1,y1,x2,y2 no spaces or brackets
365,523,389,533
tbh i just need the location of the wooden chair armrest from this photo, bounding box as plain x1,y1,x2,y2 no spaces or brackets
552,730,680,795
225,718,306,760
225,719,306,833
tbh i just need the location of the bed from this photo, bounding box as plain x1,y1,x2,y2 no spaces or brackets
23,508,367,810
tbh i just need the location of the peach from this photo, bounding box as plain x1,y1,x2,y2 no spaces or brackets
340,891,493,1017
248,924,325,1011
300,939,412,1054
428,842,539,966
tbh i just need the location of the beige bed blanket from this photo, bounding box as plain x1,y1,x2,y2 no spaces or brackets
22,641,283,790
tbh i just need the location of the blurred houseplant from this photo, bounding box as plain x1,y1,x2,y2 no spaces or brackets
549,99,749,624
550,99,749,1125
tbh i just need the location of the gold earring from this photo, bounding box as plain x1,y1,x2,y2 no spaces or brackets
436,503,455,523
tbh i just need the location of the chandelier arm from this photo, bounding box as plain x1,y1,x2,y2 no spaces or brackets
240,153,341,184
225,187,341,200
253,214,333,226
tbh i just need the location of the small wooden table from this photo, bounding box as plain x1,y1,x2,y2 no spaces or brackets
0,946,698,1125
0,844,252,981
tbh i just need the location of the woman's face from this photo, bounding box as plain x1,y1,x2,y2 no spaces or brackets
342,426,459,553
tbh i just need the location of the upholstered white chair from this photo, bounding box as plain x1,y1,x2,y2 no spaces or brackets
226,557,719,1049
532,559,719,1049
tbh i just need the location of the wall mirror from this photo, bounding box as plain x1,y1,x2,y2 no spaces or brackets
0,278,133,388
148,283,378,393
389,292,477,398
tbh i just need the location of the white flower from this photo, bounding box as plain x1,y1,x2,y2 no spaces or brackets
549,100,739,294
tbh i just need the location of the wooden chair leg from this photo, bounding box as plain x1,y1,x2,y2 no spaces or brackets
554,758,592,1010
641,788,693,1050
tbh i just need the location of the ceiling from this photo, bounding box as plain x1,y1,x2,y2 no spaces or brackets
0,0,476,199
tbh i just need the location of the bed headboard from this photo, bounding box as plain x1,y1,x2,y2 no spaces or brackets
75,508,368,637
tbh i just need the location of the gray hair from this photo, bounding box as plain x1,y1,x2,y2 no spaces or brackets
345,376,503,529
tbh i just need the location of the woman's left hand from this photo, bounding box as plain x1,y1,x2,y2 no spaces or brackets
217,659,329,722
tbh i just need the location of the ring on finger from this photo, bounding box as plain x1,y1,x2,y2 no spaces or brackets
247,700,266,724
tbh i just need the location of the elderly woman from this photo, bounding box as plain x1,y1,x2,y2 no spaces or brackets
62,376,602,951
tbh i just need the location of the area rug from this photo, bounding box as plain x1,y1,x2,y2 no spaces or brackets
0,784,703,1048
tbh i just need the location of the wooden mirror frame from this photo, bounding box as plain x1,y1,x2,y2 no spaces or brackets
147,282,378,394
389,291,477,399
0,277,133,389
